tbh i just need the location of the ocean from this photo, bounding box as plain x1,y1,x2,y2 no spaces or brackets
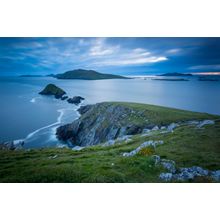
0,76,220,148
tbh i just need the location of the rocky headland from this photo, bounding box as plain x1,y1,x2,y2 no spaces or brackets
1,101,220,182
56,102,217,147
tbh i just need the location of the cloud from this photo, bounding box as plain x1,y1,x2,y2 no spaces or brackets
87,39,168,66
189,64,220,70
92,55,167,66
0,38,169,74
166,48,182,54
89,38,120,56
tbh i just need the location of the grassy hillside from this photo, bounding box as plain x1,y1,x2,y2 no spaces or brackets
0,102,219,183
55,69,128,80
0,120,219,182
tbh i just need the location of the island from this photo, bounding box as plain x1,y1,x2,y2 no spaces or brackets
55,69,129,80
152,78,189,81
39,84,66,99
159,72,193,77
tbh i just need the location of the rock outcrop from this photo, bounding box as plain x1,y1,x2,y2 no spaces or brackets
0,140,24,150
152,155,220,182
56,102,152,146
67,96,84,105
56,102,217,147
122,140,164,157
39,84,66,99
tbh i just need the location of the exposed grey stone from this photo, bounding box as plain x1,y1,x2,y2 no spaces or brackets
72,146,85,151
196,120,215,128
49,155,58,159
167,166,209,181
167,123,179,132
161,159,176,173
152,155,161,165
0,139,24,151
57,103,146,147
152,126,159,131
180,166,209,176
122,140,164,157
159,173,173,182
102,140,116,147
67,96,85,105
142,128,151,133
141,133,151,137
210,170,220,182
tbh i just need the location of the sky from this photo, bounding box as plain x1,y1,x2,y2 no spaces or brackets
0,37,220,76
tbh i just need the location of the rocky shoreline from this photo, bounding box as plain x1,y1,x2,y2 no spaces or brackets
39,83,85,105
56,102,216,147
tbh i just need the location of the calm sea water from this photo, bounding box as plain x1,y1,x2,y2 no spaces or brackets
0,76,220,148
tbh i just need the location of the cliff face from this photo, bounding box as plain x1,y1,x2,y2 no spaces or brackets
56,103,145,146
56,102,215,147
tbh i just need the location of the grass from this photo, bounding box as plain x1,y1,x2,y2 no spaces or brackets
95,102,218,127
1,102,219,182
0,121,219,183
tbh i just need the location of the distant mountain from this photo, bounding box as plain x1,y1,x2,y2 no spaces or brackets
55,69,129,80
46,74,56,77
160,72,193,77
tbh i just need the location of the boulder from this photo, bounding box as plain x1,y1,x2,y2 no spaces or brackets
67,96,85,105
159,173,173,182
161,159,176,173
210,170,220,182
167,123,179,132
197,120,215,128
152,126,159,131
61,95,68,100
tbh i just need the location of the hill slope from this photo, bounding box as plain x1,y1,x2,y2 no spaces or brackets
56,102,217,146
55,69,129,80
1,102,219,183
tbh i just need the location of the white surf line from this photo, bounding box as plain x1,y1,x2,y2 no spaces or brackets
30,96,41,103
48,102,84,144
25,99,85,143
25,108,65,140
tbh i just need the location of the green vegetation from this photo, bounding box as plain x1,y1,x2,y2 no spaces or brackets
55,69,129,80
39,84,66,96
0,120,219,183
101,102,218,126
1,102,219,182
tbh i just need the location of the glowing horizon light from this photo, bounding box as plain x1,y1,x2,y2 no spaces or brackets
193,72,220,75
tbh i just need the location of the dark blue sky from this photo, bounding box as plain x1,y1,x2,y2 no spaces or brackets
1,37,220,76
